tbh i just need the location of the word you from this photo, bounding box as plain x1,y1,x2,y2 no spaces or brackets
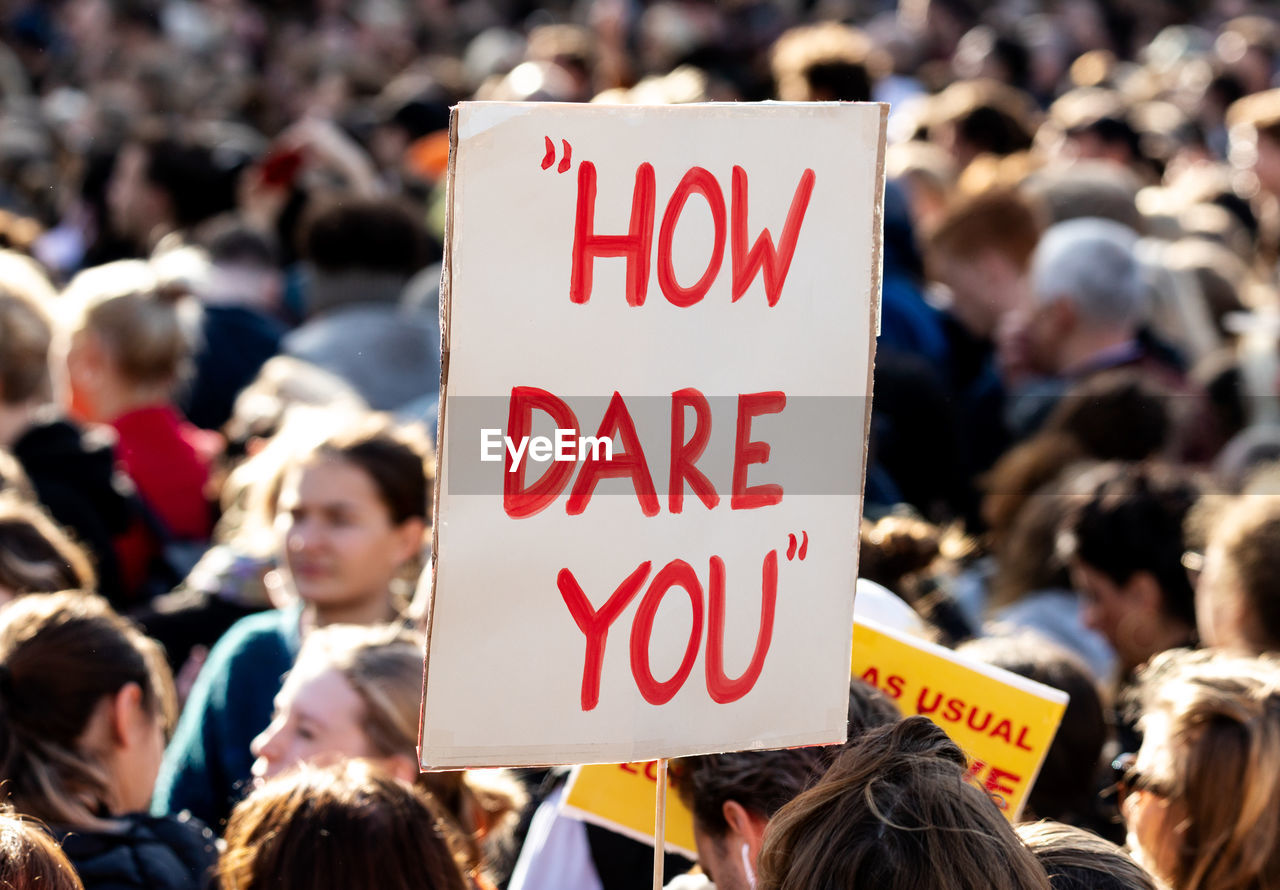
559,537,806,711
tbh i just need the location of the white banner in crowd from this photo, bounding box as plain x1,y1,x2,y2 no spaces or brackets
421,101,886,768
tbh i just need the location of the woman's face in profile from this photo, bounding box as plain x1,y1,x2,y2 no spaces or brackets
250,660,371,787
1122,710,1185,886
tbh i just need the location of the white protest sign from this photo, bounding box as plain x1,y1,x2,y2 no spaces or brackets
421,101,886,769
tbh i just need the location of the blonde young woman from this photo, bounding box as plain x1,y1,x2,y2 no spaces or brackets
1119,649,1280,890
0,593,217,890
250,624,526,889
152,417,432,830
61,260,216,596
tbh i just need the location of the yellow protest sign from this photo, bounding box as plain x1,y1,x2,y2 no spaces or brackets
562,618,1067,851
562,761,698,857
851,619,1068,819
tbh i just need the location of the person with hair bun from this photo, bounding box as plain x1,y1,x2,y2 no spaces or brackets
0,592,216,890
62,260,216,597
250,624,525,886
1120,649,1280,890
220,761,469,890
758,716,1051,890
153,416,431,831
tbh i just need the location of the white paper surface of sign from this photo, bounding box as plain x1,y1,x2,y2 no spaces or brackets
421,101,885,769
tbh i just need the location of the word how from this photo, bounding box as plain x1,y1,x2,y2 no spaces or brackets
571,162,816,307
559,544,799,710
481,429,614,466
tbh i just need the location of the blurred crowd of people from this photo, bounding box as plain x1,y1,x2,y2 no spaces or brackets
4,0,1280,887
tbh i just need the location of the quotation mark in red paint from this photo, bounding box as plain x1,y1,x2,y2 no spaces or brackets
541,137,573,173
786,531,809,561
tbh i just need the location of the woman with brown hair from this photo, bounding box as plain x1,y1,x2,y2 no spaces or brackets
1119,649,1280,890
757,716,1050,890
220,760,469,890
249,624,525,887
0,492,96,603
1194,493,1280,655
61,260,216,597
153,416,432,830
1017,821,1156,890
0,592,217,890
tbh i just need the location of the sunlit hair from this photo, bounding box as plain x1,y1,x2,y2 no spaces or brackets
0,452,34,501
1017,821,1156,890
220,760,469,890
61,260,193,387
224,410,432,562
0,593,176,826
0,493,96,595
757,716,1051,890
1132,649,1280,890
259,412,431,529
223,356,367,456
1031,218,1148,327
292,625,525,874
0,810,84,890
927,188,1044,272
1194,494,1280,652
770,22,885,102
0,287,53,406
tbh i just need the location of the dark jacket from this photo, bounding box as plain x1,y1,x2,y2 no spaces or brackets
10,412,138,605
181,304,284,431
56,813,218,890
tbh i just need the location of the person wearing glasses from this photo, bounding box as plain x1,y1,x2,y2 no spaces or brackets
1116,649,1280,890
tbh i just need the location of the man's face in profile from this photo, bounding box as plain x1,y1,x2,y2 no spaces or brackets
693,821,752,890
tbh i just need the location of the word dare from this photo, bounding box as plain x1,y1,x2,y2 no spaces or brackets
504,386,786,519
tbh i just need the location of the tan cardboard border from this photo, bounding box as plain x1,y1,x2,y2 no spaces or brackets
418,106,458,771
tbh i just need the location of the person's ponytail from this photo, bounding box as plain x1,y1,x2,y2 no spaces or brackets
0,592,175,827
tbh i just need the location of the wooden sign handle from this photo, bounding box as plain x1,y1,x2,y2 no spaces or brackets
653,758,669,890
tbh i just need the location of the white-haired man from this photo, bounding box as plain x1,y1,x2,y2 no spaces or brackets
997,217,1186,435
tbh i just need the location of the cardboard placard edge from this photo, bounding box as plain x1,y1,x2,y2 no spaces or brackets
419,105,459,771
853,617,1070,706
